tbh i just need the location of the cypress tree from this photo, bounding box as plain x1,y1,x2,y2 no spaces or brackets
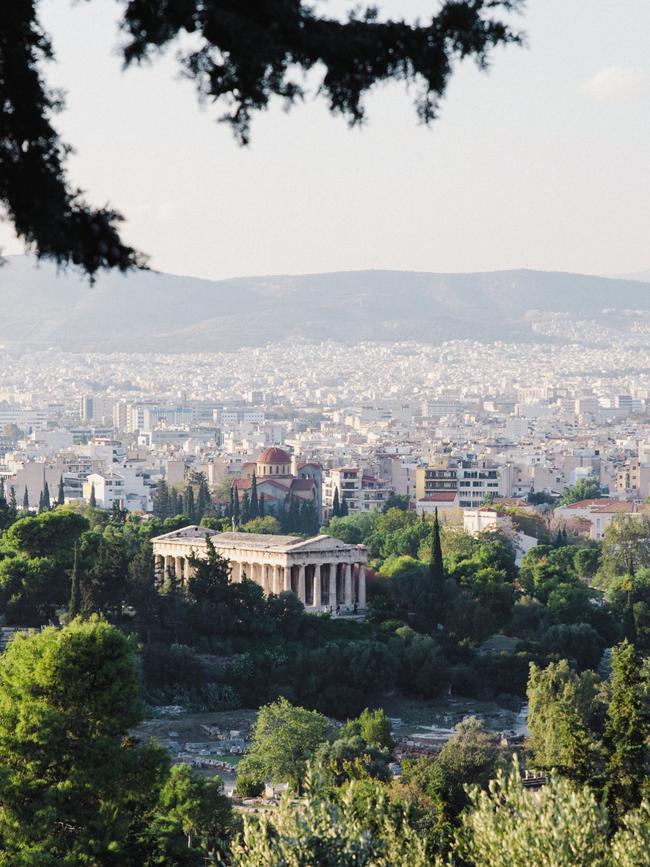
169,488,179,517
332,487,341,518
430,507,445,584
68,545,82,619
57,475,65,506
241,491,251,525
228,486,234,519
0,477,4,502
184,485,196,523
250,472,259,520
43,481,50,510
604,641,649,821
9,487,16,516
38,491,44,514
233,486,240,525
287,496,300,533
153,480,169,519
22,487,29,512
340,496,349,517
196,480,208,522
89,483,96,509
259,494,265,518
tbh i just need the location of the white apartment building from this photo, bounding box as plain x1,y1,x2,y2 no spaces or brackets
323,467,392,517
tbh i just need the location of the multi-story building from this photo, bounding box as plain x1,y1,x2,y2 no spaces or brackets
323,467,392,516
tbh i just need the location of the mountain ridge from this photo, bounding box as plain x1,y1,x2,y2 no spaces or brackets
1,255,648,352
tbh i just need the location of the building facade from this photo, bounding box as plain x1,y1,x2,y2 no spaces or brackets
151,527,367,611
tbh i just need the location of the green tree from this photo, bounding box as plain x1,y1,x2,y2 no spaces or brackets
43,480,51,510
250,472,259,520
22,486,29,512
240,491,251,526
184,484,196,523
233,486,240,526
67,544,82,620
2,509,88,563
196,478,211,522
430,507,445,586
457,761,611,867
332,487,341,518
232,782,426,866
601,515,650,578
57,474,65,506
527,660,602,784
153,480,170,519
236,698,329,794
0,617,170,864
603,641,650,820
341,707,394,750
242,516,282,535
560,477,602,505
150,763,232,853
89,482,97,508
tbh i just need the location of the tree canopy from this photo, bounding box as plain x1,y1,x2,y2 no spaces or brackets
1,1,524,276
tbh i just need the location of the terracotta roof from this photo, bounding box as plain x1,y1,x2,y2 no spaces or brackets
258,446,291,464
419,492,458,502
290,478,317,491
562,498,611,509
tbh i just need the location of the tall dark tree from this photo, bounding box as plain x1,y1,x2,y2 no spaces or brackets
38,490,45,514
0,2,523,274
8,486,17,520
233,486,240,526
196,479,211,522
430,507,445,585
42,481,50,510
340,496,349,517
0,478,4,502
89,483,96,509
57,475,65,506
250,472,259,520
604,640,650,821
184,484,196,523
169,487,180,517
68,544,82,620
22,486,29,512
127,540,160,644
332,487,341,518
153,480,170,519
259,494,265,518
241,491,251,525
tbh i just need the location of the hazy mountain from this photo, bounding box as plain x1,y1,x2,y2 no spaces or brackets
1,255,649,352
616,269,650,283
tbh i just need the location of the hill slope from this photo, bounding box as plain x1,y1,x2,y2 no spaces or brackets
0,256,648,351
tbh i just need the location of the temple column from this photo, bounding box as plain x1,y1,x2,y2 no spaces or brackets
154,555,164,580
174,556,183,579
328,566,336,609
344,562,352,607
313,564,322,608
164,555,174,578
283,565,291,592
298,565,306,604
184,558,194,582
358,564,366,608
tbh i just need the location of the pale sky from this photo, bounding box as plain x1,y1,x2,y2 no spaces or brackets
2,0,649,280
